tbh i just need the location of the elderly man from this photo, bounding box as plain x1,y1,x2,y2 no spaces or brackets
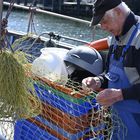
82,0,140,139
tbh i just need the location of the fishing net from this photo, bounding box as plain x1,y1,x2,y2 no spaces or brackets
0,35,126,140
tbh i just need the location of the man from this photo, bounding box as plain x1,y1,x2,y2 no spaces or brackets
82,0,140,139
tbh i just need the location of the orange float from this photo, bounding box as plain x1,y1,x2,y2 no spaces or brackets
88,38,109,51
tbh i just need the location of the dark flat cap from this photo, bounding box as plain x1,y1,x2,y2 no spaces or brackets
90,0,122,26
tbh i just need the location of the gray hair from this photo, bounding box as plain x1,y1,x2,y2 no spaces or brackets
116,2,130,14
105,2,130,19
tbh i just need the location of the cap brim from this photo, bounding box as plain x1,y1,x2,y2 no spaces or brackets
90,14,104,27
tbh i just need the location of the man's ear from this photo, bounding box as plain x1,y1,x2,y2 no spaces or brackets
114,8,121,17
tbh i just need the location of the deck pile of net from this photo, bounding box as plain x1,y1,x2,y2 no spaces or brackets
0,50,41,119
0,36,43,139
0,35,126,140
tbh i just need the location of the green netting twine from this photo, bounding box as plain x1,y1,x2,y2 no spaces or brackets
0,50,41,120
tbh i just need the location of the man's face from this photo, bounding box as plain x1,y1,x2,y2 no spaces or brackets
99,10,122,36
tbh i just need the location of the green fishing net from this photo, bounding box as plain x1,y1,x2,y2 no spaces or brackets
0,50,41,119
0,35,126,140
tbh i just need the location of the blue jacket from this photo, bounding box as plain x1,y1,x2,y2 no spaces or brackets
98,12,140,101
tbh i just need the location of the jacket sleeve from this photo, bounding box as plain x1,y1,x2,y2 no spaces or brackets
122,39,140,101
122,47,140,100
97,73,108,88
122,84,140,100
97,43,114,89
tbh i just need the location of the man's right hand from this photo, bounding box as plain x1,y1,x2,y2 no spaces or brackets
82,77,101,91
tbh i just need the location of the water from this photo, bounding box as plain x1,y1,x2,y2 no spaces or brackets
3,8,109,43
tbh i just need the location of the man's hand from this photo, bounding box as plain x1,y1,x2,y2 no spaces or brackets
96,88,123,107
82,77,101,91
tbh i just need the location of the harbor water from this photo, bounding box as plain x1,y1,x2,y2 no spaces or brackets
3,8,109,44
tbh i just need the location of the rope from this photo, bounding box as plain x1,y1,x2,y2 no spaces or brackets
27,6,37,34
0,0,15,51
5,0,15,20
26,0,38,34
27,0,37,34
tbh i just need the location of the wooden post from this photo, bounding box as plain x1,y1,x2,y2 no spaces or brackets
33,0,37,6
24,0,28,6
16,0,21,5
58,0,63,13
77,0,81,16
43,0,52,7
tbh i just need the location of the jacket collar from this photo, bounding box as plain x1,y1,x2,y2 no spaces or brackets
116,12,138,40
121,12,138,35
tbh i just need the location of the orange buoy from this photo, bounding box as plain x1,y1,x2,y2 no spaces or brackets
87,38,109,51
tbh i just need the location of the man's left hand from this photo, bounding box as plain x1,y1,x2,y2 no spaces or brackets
96,88,123,107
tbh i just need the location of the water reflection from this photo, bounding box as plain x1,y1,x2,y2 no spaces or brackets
3,9,109,43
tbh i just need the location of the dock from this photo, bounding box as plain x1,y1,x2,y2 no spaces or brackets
62,2,93,17
3,0,93,18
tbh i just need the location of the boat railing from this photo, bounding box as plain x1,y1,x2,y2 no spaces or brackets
8,30,91,49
